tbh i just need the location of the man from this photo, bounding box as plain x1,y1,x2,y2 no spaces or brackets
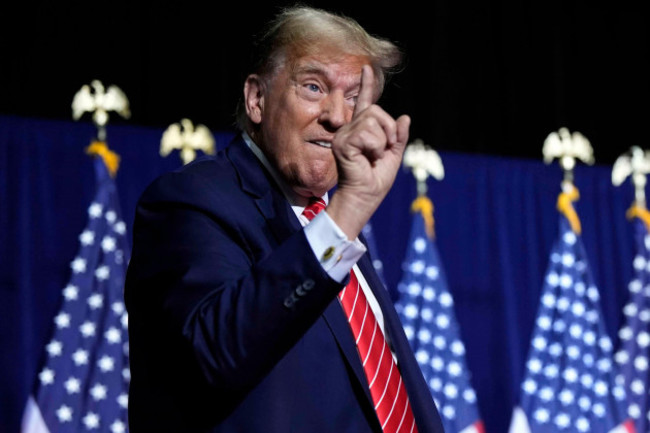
125,5,444,432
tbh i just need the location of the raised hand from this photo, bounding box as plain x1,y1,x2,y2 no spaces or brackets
327,64,411,240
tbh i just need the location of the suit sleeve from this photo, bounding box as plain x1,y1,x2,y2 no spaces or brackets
125,169,345,400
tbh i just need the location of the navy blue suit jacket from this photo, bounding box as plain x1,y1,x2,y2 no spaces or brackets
124,134,444,432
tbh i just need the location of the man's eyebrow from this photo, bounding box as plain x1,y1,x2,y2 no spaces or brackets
292,63,329,77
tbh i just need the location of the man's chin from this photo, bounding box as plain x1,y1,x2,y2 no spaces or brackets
294,178,337,200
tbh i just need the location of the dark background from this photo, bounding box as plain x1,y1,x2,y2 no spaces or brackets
1,0,648,165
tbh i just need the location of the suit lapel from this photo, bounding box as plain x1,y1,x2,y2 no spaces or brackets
322,298,374,405
225,135,301,244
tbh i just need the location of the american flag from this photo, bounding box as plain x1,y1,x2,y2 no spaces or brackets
509,214,634,433
394,203,484,433
614,215,650,432
21,156,130,433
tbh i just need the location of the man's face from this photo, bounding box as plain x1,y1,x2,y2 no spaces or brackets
246,51,372,200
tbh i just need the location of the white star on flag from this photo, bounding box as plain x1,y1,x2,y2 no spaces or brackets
102,236,116,252
39,369,54,386
62,284,78,301
54,312,70,329
80,321,96,337
72,349,89,366
79,230,95,246
56,405,72,423
70,257,87,273
88,203,103,218
82,412,100,429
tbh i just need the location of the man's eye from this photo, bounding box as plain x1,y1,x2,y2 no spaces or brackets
306,83,321,92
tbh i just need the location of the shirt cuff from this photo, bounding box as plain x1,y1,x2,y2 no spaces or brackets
303,211,367,283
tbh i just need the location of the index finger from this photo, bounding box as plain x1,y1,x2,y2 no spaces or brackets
352,65,375,118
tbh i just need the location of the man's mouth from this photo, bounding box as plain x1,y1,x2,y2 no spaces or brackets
311,140,332,149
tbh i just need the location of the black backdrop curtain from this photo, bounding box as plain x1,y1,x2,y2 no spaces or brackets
0,115,637,432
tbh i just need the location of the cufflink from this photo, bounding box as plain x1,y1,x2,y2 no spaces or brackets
322,246,335,260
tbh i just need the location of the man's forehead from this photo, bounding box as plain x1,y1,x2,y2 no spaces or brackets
290,54,369,82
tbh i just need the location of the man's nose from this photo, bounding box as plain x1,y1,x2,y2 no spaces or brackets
319,91,348,130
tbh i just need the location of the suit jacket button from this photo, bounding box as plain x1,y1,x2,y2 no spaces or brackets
302,279,315,291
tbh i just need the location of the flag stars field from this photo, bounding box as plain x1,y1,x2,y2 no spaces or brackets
22,160,131,433
395,206,484,432
511,217,632,432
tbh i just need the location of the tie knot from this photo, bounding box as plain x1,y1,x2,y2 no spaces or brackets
302,197,326,222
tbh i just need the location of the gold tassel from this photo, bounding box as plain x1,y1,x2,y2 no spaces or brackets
557,184,582,234
411,195,435,240
626,204,650,232
85,141,120,177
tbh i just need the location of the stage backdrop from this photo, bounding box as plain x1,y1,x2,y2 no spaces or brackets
0,114,637,433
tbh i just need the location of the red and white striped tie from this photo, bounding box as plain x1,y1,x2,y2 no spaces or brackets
302,197,418,433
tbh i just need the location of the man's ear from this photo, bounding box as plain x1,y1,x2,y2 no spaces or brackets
244,74,264,125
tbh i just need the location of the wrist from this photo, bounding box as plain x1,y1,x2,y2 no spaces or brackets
326,190,377,240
